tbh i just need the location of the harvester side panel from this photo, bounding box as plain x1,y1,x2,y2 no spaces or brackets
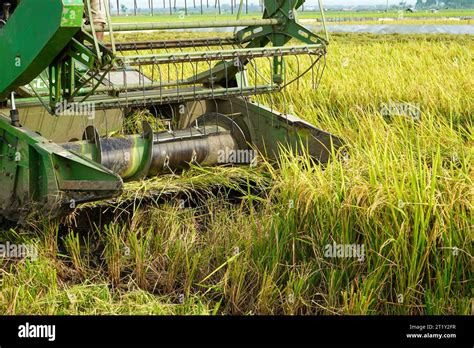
0,0,84,100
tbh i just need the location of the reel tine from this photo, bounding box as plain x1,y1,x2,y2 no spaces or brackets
254,52,260,95
150,52,156,85
295,54,301,91
103,1,329,132
155,58,163,104
188,54,196,107
220,51,228,94
173,60,180,106
263,55,274,116
309,53,316,90
318,54,327,90
138,63,146,108
220,39,235,119
123,67,128,108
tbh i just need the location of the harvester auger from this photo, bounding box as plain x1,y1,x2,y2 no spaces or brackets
0,0,343,222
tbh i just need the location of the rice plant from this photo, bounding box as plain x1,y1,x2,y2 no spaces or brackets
0,33,472,315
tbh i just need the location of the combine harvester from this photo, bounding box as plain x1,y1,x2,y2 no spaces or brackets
0,0,342,222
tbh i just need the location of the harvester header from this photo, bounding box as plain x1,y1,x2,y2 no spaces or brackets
0,0,342,222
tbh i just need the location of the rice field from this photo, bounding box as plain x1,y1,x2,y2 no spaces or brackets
0,33,472,315
110,11,474,25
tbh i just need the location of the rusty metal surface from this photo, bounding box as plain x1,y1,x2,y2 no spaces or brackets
107,38,238,51
59,179,122,191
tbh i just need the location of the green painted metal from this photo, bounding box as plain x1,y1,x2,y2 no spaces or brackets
233,0,327,84
122,44,324,65
48,30,115,108
85,18,283,32
0,0,84,100
223,98,343,164
190,0,327,86
0,0,343,222
12,85,281,110
0,113,122,221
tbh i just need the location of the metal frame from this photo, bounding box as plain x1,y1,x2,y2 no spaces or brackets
0,0,342,222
